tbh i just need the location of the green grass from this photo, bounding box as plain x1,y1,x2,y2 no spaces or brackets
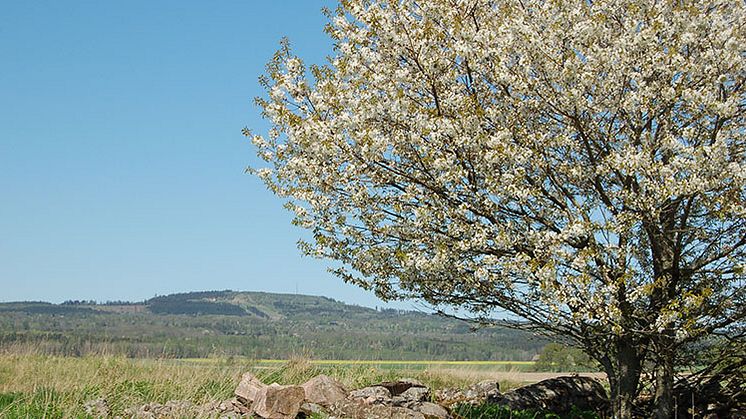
0,389,80,419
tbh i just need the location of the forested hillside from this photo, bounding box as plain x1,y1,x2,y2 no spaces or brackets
0,290,546,360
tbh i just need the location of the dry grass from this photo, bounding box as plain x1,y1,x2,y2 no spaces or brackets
0,354,242,417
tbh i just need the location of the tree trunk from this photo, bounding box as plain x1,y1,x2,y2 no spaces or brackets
605,340,642,419
654,334,675,419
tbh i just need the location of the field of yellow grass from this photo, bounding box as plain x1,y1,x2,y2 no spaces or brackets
0,354,535,418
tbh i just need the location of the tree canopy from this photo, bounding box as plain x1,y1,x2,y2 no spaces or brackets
249,0,745,417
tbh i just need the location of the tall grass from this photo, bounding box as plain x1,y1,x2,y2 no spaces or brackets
0,353,241,417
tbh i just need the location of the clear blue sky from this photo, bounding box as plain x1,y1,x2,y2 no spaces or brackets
0,1,412,309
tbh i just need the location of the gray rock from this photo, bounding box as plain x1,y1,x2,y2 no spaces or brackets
435,379,500,406
83,398,110,417
399,386,430,402
470,380,500,397
302,374,347,407
252,383,305,419
349,386,392,404
413,401,451,419
330,400,426,419
124,400,197,418
489,376,608,413
300,401,327,416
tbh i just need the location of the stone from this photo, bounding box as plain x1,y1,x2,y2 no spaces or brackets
378,378,427,396
470,380,500,397
300,401,327,416
399,386,430,402
413,401,451,419
330,400,426,419
435,379,500,406
213,398,252,415
83,398,110,417
123,400,196,418
302,374,347,407
433,388,464,406
488,376,608,414
235,372,267,405
349,385,392,404
252,383,306,419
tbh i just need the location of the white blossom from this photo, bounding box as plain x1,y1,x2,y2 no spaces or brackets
249,1,745,414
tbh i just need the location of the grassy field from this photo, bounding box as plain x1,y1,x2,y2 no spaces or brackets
0,354,533,418
177,358,536,371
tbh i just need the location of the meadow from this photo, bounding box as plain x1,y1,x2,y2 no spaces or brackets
0,353,537,418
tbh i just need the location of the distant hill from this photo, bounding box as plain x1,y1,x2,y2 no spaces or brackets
0,290,548,361
144,290,375,319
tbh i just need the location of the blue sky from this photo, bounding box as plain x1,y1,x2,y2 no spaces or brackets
0,1,412,309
